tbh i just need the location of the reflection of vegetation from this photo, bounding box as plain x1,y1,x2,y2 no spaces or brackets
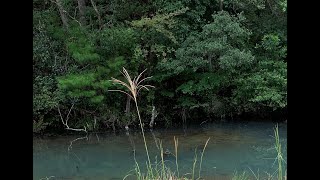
68,136,88,151
33,138,49,153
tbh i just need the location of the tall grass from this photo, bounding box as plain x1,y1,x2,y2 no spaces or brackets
274,124,285,180
235,124,287,180
174,136,180,177
198,138,210,179
232,171,249,180
124,136,210,180
191,148,198,180
110,67,154,169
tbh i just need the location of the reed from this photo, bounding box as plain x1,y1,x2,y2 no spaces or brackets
110,67,154,169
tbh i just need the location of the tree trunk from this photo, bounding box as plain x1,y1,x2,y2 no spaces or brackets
208,54,213,72
125,95,131,114
55,0,69,29
220,0,224,11
182,108,186,129
90,0,102,29
77,0,86,25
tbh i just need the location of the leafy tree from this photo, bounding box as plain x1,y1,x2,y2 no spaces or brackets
232,33,287,114
158,11,254,119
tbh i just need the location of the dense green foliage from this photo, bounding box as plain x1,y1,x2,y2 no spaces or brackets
33,0,287,133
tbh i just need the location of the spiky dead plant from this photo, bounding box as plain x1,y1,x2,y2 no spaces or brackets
109,67,154,168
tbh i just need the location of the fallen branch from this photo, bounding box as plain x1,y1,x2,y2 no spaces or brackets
58,104,87,133
90,0,102,29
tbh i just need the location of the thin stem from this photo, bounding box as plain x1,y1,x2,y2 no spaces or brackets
159,141,165,178
192,148,198,180
174,136,179,177
198,138,210,179
134,100,152,170
274,124,283,180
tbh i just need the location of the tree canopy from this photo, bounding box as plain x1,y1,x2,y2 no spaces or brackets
33,0,287,133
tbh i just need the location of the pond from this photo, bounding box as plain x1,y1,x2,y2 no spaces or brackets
33,121,287,180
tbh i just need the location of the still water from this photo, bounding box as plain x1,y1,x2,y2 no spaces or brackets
33,121,287,179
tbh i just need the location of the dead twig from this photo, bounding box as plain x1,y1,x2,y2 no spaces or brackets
58,103,87,133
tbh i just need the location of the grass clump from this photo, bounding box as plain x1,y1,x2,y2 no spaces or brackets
234,124,287,180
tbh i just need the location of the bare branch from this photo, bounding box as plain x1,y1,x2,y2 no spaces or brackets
77,0,86,25
57,106,67,127
54,0,69,29
58,104,87,133
90,0,102,29
66,126,87,132
65,103,75,126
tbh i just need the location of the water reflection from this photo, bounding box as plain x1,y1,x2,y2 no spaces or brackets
33,121,287,180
